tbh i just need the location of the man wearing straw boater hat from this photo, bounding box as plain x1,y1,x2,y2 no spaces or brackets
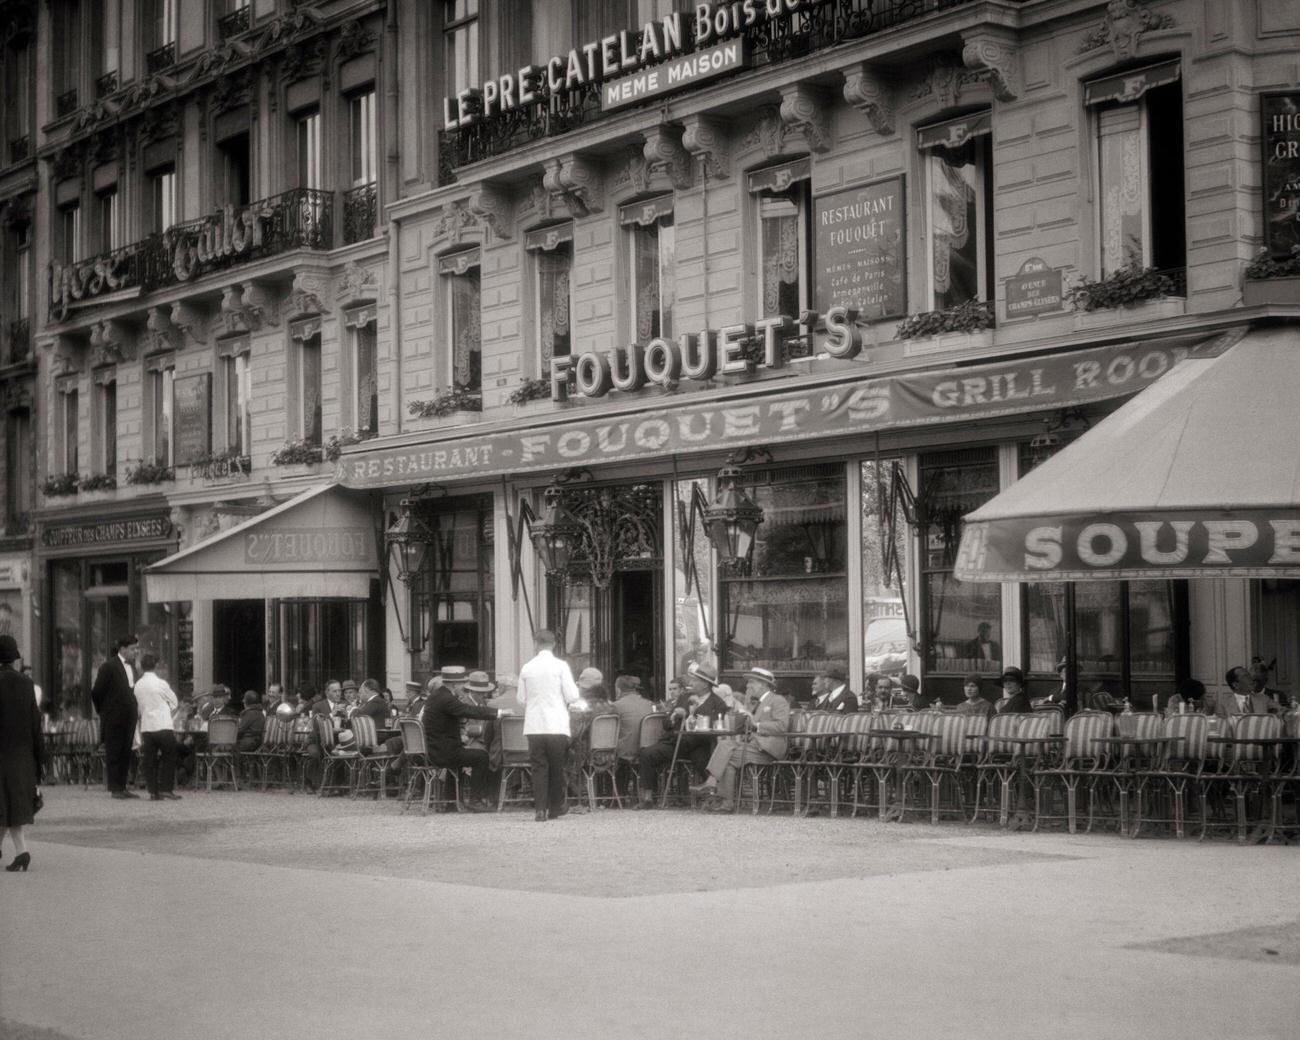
420,669,509,811
689,666,789,812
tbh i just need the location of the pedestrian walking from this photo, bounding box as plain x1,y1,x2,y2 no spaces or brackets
0,634,43,871
516,629,580,822
133,655,182,801
91,634,141,799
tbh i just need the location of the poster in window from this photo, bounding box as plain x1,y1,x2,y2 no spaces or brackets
814,177,907,322
173,373,212,466
1262,92,1300,257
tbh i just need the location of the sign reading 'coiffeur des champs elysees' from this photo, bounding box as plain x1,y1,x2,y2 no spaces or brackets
442,0,807,129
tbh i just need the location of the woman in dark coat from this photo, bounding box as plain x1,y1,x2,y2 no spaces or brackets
0,634,43,871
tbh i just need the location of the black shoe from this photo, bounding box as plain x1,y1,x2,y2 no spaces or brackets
534,810,548,822
552,806,569,818
5,852,30,872
160,793,182,801
149,794,163,801
688,781,715,797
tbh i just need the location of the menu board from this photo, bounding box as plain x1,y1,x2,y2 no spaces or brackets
173,373,211,466
815,177,907,322
1262,92,1300,257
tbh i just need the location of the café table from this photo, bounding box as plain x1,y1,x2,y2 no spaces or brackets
660,720,742,810
1206,735,1300,843
865,728,936,822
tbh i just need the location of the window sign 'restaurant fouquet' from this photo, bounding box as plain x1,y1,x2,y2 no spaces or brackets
442,0,808,129
548,306,863,402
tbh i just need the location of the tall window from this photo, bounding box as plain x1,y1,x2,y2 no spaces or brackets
93,372,117,478
293,321,323,445
1087,61,1186,276
150,167,176,233
4,409,31,530
218,132,251,207
59,202,81,263
147,356,175,467
6,41,32,141
622,196,675,341
297,109,322,190
58,383,79,474
149,0,177,48
749,159,811,355
220,341,252,456
350,90,376,188
443,1,479,98
346,310,378,436
97,187,121,253
439,249,481,393
13,224,29,320
526,223,573,365
919,112,993,310
54,0,81,101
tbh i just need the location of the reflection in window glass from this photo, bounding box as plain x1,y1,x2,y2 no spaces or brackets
537,245,571,363
51,560,84,719
1075,581,1125,681
448,267,481,392
1025,582,1068,675
861,459,910,679
673,478,715,680
926,139,987,309
1128,580,1175,678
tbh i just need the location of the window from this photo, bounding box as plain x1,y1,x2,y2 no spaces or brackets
293,320,323,446
97,187,121,254
6,41,32,140
439,249,481,393
350,90,376,188
59,383,79,474
146,356,175,467
150,167,176,233
860,458,911,682
93,372,117,478
443,0,479,98
13,224,29,320
218,132,251,207
749,159,812,356
219,341,252,456
345,310,378,436
59,202,81,264
919,112,993,310
5,408,32,530
525,223,573,365
54,0,81,99
621,196,675,341
149,0,177,48
1086,61,1186,276
297,109,322,191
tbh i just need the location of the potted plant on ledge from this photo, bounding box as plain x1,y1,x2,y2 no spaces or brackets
1067,259,1187,328
895,299,995,355
506,376,552,413
42,472,80,498
124,460,175,486
1243,246,1300,307
270,437,324,473
407,385,483,426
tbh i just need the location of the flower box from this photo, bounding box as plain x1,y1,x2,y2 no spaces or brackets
1243,276,1300,307
1073,296,1185,331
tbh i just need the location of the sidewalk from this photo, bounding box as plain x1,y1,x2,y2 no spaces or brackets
1,789,1296,1040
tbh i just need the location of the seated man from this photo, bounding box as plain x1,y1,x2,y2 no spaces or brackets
954,674,994,716
690,667,789,812
352,678,389,726
419,675,510,811
236,691,265,752
1214,665,1285,715
636,665,728,807
1080,680,1124,714
612,675,654,796
811,666,859,714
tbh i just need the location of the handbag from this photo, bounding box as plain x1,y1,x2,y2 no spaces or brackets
33,788,43,814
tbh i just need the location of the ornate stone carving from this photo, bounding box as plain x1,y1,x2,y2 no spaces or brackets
88,320,134,367
517,179,554,224
290,269,330,316
143,307,181,354
47,335,83,377
608,147,652,197
741,106,792,157
433,199,480,244
467,183,515,241
963,28,1021,102
1078,0,1174,59
842,63,895,136
336,18,376,60
779,84,832,154
221,283,277,333
338,262,378,305
642,124,693,190
282,36,327,83
170,300,209,345
141,102,180,143
543,154,604,217
193,39,241,81
909,58,984,108
74,99,113,131
0,378,33,412
681,114,730,180
52,145,83,181
211,67,255,114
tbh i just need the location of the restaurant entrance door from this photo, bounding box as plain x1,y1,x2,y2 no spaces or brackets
213,599,266,698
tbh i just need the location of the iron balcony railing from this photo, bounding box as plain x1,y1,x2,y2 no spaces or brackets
217,7,251,39
342,182,378,244
146,42,177,75
49,188,334,320
7,135,29,163
438,0,979,180
55,89,78,118
96,71,119,97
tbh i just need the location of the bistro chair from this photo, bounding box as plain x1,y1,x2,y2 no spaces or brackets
315,718,355,798
1198,713,1282,842
195,717,240,791
918,711,986,825
497,715,534,811
349,715,401,799
1131,713,1209,839
803,713,855,817
1270,710,1300,841
44,722,76,785
630,712,667,800
1099,712,1164,834
970,713,1025,826
1030,711,1112,833
253,715,296,791
63,719,101,788
584,713,622,810
837,712,879,817
397,717,460,814
746,709,818,814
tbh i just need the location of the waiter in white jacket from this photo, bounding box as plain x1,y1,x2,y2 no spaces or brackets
133,654,182,801
516,629,580,822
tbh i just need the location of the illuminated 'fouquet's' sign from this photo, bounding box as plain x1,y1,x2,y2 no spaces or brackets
442,0,808,129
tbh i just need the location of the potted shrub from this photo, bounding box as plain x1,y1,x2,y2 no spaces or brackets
270,437,324,468
1243,246,1300,307
323,428,373,463
78,473,118,494
506,376,552,413
1068,259,1186,328
408,386,483,424
124,460,175,486
894,299,995,355
42,472,80,498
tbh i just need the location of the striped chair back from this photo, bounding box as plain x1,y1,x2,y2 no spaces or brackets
313,715,335,752
398,717,427,758
589,713,620,754
1232,713,1283,765
500,715,529,759
1283,709,1300,738
74,718,100,750
787,708,808,734
1062,710,1113,764
838,712,875,759
350,715,379,753
1033,703,1065,734
1161,713,1207,763
262,716,290,750
931,711,975,758
638,713,667,750
1016,714,1057,762
1123,712,1164,742
786,712,824,758
208,716,239,749
982,712,1024,758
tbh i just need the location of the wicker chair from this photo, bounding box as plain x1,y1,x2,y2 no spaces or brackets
315,718,355,798
195,717,240,791
744,709,813,814
253,715,296,791
917,711,986,825
1132,713,1209,839
970,713,1026,825
583,713,622,810
397,717,460,813
631,712,667,800
1030,711,1113,833
1198,713,1283,842
349,715,401,799
496,715,533,810
1098,712,1164,834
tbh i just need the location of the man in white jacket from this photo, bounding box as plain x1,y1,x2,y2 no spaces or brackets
517,629,580,822
133,654,182,801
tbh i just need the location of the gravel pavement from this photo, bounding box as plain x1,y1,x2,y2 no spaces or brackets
1,787,1297,1040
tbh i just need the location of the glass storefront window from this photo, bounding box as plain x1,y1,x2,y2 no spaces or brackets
861,459,910,680
276,599,371,696
673,478,715,682
51,560,83,718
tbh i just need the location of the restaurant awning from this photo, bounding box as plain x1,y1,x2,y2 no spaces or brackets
144,484,380,602
954,326,1300,582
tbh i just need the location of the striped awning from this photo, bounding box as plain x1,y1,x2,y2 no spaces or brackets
747,157,811,194
916,110,992,150
437,247,481,275
1084,60,1181,106
524,222,574,252
617,195,674,227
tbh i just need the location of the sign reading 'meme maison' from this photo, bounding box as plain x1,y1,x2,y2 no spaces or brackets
815,178,906,322
602,39,747,111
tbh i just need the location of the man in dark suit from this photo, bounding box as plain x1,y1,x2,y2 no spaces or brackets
419,675,510,810
963,622,1001,664
811,666,859,713
91,634,141,799
351,678,390,725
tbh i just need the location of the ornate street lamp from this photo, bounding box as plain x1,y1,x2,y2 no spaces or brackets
703,462,765,571
385,498,437,585
527,483,584,577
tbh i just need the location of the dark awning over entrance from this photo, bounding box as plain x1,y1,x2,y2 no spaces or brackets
954,326,1300,581
144,484,379,602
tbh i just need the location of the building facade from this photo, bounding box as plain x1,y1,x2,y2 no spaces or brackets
7,0,1300,715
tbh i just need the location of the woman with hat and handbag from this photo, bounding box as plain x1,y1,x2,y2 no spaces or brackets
0,634,43,871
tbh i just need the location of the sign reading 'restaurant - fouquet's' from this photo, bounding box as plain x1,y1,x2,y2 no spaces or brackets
442,0,807,129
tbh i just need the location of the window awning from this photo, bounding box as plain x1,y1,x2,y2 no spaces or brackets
144,484,380,602
1084,60,1180,106
916,110,992,151
524,222,574,252
747,157,811,194
617,195,674,227
954,326,1300,582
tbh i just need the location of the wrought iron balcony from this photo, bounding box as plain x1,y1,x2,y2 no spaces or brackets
217,7,251,39
438,0,982,180
49,188,335,320
146,42,177,75
96,71,119,97
3,319,31,365
55,89,78,118
7,135,29,163
343,182,377,244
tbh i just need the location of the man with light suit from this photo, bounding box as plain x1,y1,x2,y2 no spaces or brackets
689,667,789,812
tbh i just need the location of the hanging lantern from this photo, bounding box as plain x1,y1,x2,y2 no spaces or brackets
385,499,436,585
703,463,765,570
528,483,583,577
